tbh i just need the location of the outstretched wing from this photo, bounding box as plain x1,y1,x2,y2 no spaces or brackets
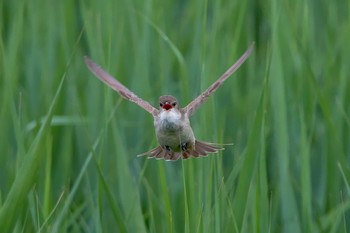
84,57,159,116
183,43,254,117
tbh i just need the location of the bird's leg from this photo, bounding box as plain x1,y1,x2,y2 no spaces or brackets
181,142,188,152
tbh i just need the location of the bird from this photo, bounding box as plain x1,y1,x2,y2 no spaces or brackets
84,43,254,161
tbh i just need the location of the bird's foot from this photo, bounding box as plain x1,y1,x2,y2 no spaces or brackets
181,143,188,152
163,143,188,153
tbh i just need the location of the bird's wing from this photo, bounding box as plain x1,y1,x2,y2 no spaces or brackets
84,57,159,116
183,43,254,117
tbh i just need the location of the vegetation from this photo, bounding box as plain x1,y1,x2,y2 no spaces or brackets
0,0,349,232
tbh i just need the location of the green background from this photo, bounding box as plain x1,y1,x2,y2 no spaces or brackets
1,0,349,232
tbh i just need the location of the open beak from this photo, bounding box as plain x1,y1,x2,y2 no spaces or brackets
162,103,172,110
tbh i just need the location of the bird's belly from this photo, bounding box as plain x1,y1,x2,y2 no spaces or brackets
155,117,194,150
159,118,182,132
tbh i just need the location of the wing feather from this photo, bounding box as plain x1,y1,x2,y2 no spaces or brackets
84,57,159,116
183,43,254,117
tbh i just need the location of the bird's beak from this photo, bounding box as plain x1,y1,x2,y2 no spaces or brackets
162,102,172,110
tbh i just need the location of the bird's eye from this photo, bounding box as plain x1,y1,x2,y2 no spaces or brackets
160,103,163,107
172,102,177,107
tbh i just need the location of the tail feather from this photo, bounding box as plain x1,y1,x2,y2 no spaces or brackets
137,146,181,161
192,140,225,156
138,140,229,161
191,150,201,157
192,144,207,155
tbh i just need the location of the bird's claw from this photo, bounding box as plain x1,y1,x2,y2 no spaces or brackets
181,143,188,152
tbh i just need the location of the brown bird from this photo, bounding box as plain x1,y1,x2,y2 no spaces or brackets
84,43,254,161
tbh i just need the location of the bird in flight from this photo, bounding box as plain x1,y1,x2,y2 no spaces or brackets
84,43,254,161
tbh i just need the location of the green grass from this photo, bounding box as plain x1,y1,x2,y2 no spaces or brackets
1,0,350,232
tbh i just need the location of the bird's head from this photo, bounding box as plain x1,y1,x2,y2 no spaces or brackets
159,95,179,111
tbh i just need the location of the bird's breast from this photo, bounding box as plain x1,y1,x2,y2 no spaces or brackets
154,109,194,149
156,110,183,132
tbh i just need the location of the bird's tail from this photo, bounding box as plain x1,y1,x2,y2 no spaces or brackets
138,140,229,161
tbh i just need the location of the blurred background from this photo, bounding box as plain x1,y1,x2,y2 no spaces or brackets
0,0,349,232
